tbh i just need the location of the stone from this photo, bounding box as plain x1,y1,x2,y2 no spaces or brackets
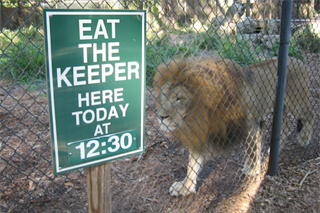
237,17,258,34
261,35,280,49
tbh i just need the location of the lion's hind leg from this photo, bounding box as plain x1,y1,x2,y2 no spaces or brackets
169,147,211,196
296,110,314,147
286,95,314,147
286,65,314,147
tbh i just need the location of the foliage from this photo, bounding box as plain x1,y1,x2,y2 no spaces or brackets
293,25,320,53
146,39,179,87
0,25,45,84
218,35,262,65
0,23,308,87
1,0,33,7
1,0,18,7
270,37,305,61
146,28,307,86
146,32,202,86
194,31,219,50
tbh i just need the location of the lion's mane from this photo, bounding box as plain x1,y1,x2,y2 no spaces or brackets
154,55,246,151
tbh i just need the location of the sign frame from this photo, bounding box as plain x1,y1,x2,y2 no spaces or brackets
44,9,146,174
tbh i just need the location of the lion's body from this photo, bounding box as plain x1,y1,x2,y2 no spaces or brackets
244,57,314,146
154,56,314,196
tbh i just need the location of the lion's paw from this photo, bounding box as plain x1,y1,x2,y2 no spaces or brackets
169,181,196,196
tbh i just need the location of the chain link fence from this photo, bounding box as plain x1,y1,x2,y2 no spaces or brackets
1,0,319,212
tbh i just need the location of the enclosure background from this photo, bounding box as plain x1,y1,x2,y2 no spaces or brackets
0,0,320,212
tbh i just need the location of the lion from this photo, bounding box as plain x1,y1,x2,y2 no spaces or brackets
154,55,314,196
154,56,249,196
243,57,314,147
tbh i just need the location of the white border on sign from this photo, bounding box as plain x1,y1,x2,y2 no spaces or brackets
45,10,145,174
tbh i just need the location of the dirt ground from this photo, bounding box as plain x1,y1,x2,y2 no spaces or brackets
0,53,319,212
210,157,320,213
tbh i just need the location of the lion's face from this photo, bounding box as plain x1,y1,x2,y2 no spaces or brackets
156,83,193,134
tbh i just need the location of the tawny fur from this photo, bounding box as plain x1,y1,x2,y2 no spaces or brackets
154,55,314,196
154,56,246,150
243,57,314,147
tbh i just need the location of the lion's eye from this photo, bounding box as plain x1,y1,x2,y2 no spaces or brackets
177,97,183,101
160,115,169,120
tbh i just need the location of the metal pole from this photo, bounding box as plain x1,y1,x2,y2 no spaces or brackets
268,0,293,176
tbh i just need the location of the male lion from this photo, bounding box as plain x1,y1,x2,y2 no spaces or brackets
154,56,314,196
154,56,249,196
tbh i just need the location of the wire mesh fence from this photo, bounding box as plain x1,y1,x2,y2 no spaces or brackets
0,0,319,212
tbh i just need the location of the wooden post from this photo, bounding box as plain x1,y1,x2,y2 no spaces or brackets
86,162,111,213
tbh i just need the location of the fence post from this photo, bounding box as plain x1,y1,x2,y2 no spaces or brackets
86,162,112,213
268,0,293,176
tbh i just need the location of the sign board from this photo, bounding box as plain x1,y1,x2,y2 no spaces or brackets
44,9,145,174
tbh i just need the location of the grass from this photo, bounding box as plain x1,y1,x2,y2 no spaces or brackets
0,25,45,84
218,35,263,65
270,38,305,61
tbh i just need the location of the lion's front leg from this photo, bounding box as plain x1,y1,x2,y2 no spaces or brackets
169,150,207,196
243,123,262,176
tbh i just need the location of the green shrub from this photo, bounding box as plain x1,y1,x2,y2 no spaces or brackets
146,33,200,87
194,31,219,50
270,38,305,61
2,0,18,7
293,25,320,53
218,35,261,65
0,26,45,84
1,25,308,88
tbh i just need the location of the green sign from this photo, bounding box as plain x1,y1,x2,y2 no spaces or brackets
44,9,146,174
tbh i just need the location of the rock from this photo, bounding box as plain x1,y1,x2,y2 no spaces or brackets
240,33,263,44
237,17,258,34
211,16,227,27
261,35,280,49
263,19,278,35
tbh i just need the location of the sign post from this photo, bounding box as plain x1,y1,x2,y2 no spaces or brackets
44,9,145,212
86,163,111,212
